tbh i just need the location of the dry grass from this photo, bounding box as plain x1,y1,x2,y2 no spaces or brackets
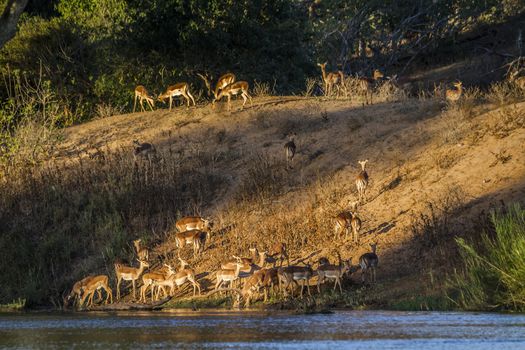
2,90,524,307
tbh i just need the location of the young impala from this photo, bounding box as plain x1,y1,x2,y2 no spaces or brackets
133,239,149,261
158,83,196,110
175,216,212,232
317,62,344,96
133,85,155,112
114,259,149,300
78,275,113,308
213,81,253,110
355,160,369,203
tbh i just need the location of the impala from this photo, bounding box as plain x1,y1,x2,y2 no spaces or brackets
509,70,525,90
445,81,463,103
115,259,150,300
359,243,379,283
333,211,353,239
284,132,296,169
278,265,313,298
78,275,113,308
241,268,268,307
175,216,212,232
174,229,207,257
213,81,253,110
316,257,351,293
133,85,155,112
355,160,369,203
65,275,97,307
317,62,344,96
133,239,149,261
358,69,384,105
351,214,362,244
155,256,202,298
132,140,156,164
139,264,175,303
215,258,243,291
158,83,196,110
268,242,289,267
197,72,236,99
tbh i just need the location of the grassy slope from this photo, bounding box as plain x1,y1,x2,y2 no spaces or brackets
54,87,525,306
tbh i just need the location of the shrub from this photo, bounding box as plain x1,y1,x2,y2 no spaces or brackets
449,203,525,311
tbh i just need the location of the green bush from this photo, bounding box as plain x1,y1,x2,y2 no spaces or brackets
449,203,525,311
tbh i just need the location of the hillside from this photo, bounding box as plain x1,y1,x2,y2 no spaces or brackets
42,87,523,307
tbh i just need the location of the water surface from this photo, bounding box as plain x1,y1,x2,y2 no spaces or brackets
1,310,524,349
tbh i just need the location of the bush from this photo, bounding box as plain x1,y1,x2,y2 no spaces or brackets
449,203,525,311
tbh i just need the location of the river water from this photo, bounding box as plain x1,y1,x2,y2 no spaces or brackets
1,310,524,349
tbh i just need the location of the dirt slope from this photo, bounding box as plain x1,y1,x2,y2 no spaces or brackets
55,94,525,302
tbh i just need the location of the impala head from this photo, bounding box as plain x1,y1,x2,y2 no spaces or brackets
137,259,150,268
287,132,296,140
249,247,258,254
453,81,463,88
317,62,327,69
373,69,384,80
358,159,368,170
164,263,176,276
157,93,168,102
370,243,377,253
203,218,213,230
133,239,141,245
132,140,141,147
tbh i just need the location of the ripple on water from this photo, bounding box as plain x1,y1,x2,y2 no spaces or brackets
1,311,525,349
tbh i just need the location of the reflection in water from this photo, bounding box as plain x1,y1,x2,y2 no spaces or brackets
1,310,525,349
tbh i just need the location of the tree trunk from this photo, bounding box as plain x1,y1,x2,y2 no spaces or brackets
0,0,29,49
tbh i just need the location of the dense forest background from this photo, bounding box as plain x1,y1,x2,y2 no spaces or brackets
0,0,522,129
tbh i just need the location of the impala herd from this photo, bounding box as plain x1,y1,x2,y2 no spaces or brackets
66,64,525,310
131,61,525,113
65,160,377,309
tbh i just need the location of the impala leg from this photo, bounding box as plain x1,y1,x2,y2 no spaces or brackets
188,90,196,106
105,286,113,304
241,93,247,109
169,96,173,111
132,280,136,300
116,279,121,300
133,95,137,112
227,94,231,111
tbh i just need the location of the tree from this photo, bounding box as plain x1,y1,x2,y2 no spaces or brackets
0,0,28,49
